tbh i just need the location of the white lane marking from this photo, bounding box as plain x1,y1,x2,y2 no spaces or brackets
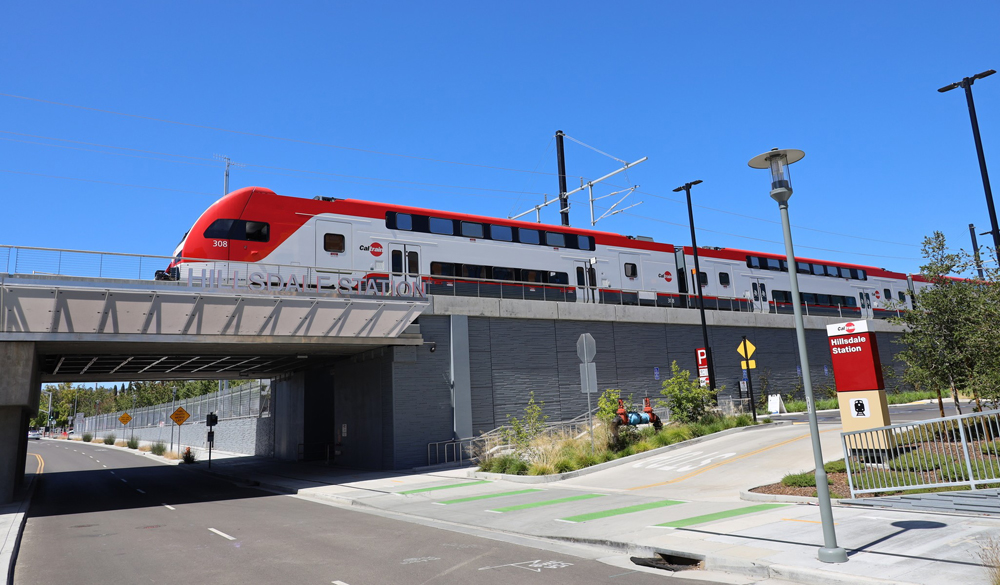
136,489,146,494
89,456,93,458
102,465,107,468
208,528,236,541
110,471,115,475
162,504,176,510
333,581,351,585
121,479,127,483
95,460,99,463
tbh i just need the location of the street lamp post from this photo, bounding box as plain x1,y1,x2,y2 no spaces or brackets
748,148,848,564
673,180,715,392
939,70,999,254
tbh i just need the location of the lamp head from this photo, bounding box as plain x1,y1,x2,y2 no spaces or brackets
748,148,805,203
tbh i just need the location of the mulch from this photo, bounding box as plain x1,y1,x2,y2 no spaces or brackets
750,471,858,499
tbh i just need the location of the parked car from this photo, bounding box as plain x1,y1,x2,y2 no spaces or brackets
27,431,41,440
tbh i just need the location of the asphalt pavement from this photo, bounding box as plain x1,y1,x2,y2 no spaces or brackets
9,439,732,585
766,400,963,425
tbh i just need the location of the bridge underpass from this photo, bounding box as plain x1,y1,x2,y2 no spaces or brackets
0,273,429,503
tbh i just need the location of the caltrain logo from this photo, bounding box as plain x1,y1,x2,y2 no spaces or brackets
359,242,384,257
845,322,856,334
659,271,673,282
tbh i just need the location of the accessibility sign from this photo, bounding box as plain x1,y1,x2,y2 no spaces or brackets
170,407,190,426
118,412,132,426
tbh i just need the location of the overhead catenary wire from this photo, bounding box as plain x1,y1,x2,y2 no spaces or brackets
0,93,581,178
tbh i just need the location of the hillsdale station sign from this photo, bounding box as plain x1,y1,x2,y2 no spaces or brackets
826,320,893,448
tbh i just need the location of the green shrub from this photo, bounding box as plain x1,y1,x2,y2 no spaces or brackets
527,462,555,476
182,447,197,464
658,361,715,424
501,457,528,475
824,459,847,474
103,433,116,445
733,413,754,427
126,437,139,449
887,451,950,472
501,392,548,456
661,426,693,444
572,452,599,469
81,433,92,443
781,471,831,487
554,458,576,473
983,441,1000,455
150,441,167,456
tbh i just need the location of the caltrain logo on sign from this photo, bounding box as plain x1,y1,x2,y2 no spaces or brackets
662,271,673,282
845,322,856,334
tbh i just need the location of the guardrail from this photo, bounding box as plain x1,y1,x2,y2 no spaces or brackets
842,409,1000,497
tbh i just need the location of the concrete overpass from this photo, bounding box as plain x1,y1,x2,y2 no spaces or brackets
0,271,428,503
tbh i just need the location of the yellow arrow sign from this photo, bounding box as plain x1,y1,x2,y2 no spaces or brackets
737,338,756,359
118,412,132,426
170,407,190,426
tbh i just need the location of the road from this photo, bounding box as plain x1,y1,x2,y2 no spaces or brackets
771,400,961,425
16,440,724,585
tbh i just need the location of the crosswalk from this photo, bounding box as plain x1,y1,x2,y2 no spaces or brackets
389,479,788,530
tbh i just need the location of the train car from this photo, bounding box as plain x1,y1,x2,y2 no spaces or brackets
162,186,681,304
681,247,918,319
161,186,926,318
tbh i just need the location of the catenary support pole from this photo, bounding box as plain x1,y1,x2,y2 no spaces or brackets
556,130,569,226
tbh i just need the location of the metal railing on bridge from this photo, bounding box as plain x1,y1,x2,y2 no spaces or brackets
83,380,270,434
842,409,1000,497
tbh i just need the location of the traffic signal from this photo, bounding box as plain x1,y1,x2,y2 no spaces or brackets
206,413,218,427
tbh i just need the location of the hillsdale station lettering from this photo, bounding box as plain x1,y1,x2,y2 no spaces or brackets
826,320,893,449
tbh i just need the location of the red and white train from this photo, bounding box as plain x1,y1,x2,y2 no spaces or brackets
161,186,927,319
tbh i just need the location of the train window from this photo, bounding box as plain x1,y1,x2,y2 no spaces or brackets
545,232,566,247
759,283,767,300
751,282,759,301
816,294,831,306
824,265,838,277
429,217,453,235
391,251,403,273
578,235,594,251
624,263,638,278
779,260,788,272
747,256,760,269
772,290,789,303
838,267,850,278
898,291,906,303
797,261,810,274
802,292,816,305
698,272,708,286
244,221,269,242
396,213,413,231
462,264,486,279
494,267,516,281
323,233,345,253
491,225,513,241
884,288,891,300
522,269,543,283
845,296,858,307
407,251,418,274
430,262,455,277
203,218,235,239
461,222,484,238
519,228,540,245
576,267,586,286
856,269,867,281
719,272,730,286
809,263,823,276
549,271,569,285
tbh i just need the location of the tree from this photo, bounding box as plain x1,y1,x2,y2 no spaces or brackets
891,232,1000,414
656,361,716,423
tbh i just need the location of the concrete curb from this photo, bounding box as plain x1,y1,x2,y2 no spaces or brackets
469,422,788,484
2,475,36,585
739,489,834,505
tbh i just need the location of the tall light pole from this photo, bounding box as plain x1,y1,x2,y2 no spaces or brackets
673,180,715,392
939,70,999,254
748,148,847,564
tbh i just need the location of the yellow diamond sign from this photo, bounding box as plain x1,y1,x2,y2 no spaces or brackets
118,412,132,426
170,407,190,426
737,339,756,359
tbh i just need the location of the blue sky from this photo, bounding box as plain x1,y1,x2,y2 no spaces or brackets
2,2,999,275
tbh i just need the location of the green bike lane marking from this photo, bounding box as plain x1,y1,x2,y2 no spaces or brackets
488,493,606,513
557,499,684,523
655,504,789,528
436,488,544,505
398,480,490,494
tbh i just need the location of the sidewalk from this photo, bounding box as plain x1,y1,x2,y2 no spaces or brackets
196,434,997,585
1,476,34,585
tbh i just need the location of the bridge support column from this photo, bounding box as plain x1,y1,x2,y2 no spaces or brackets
450,316,472,440
0,342,41,504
